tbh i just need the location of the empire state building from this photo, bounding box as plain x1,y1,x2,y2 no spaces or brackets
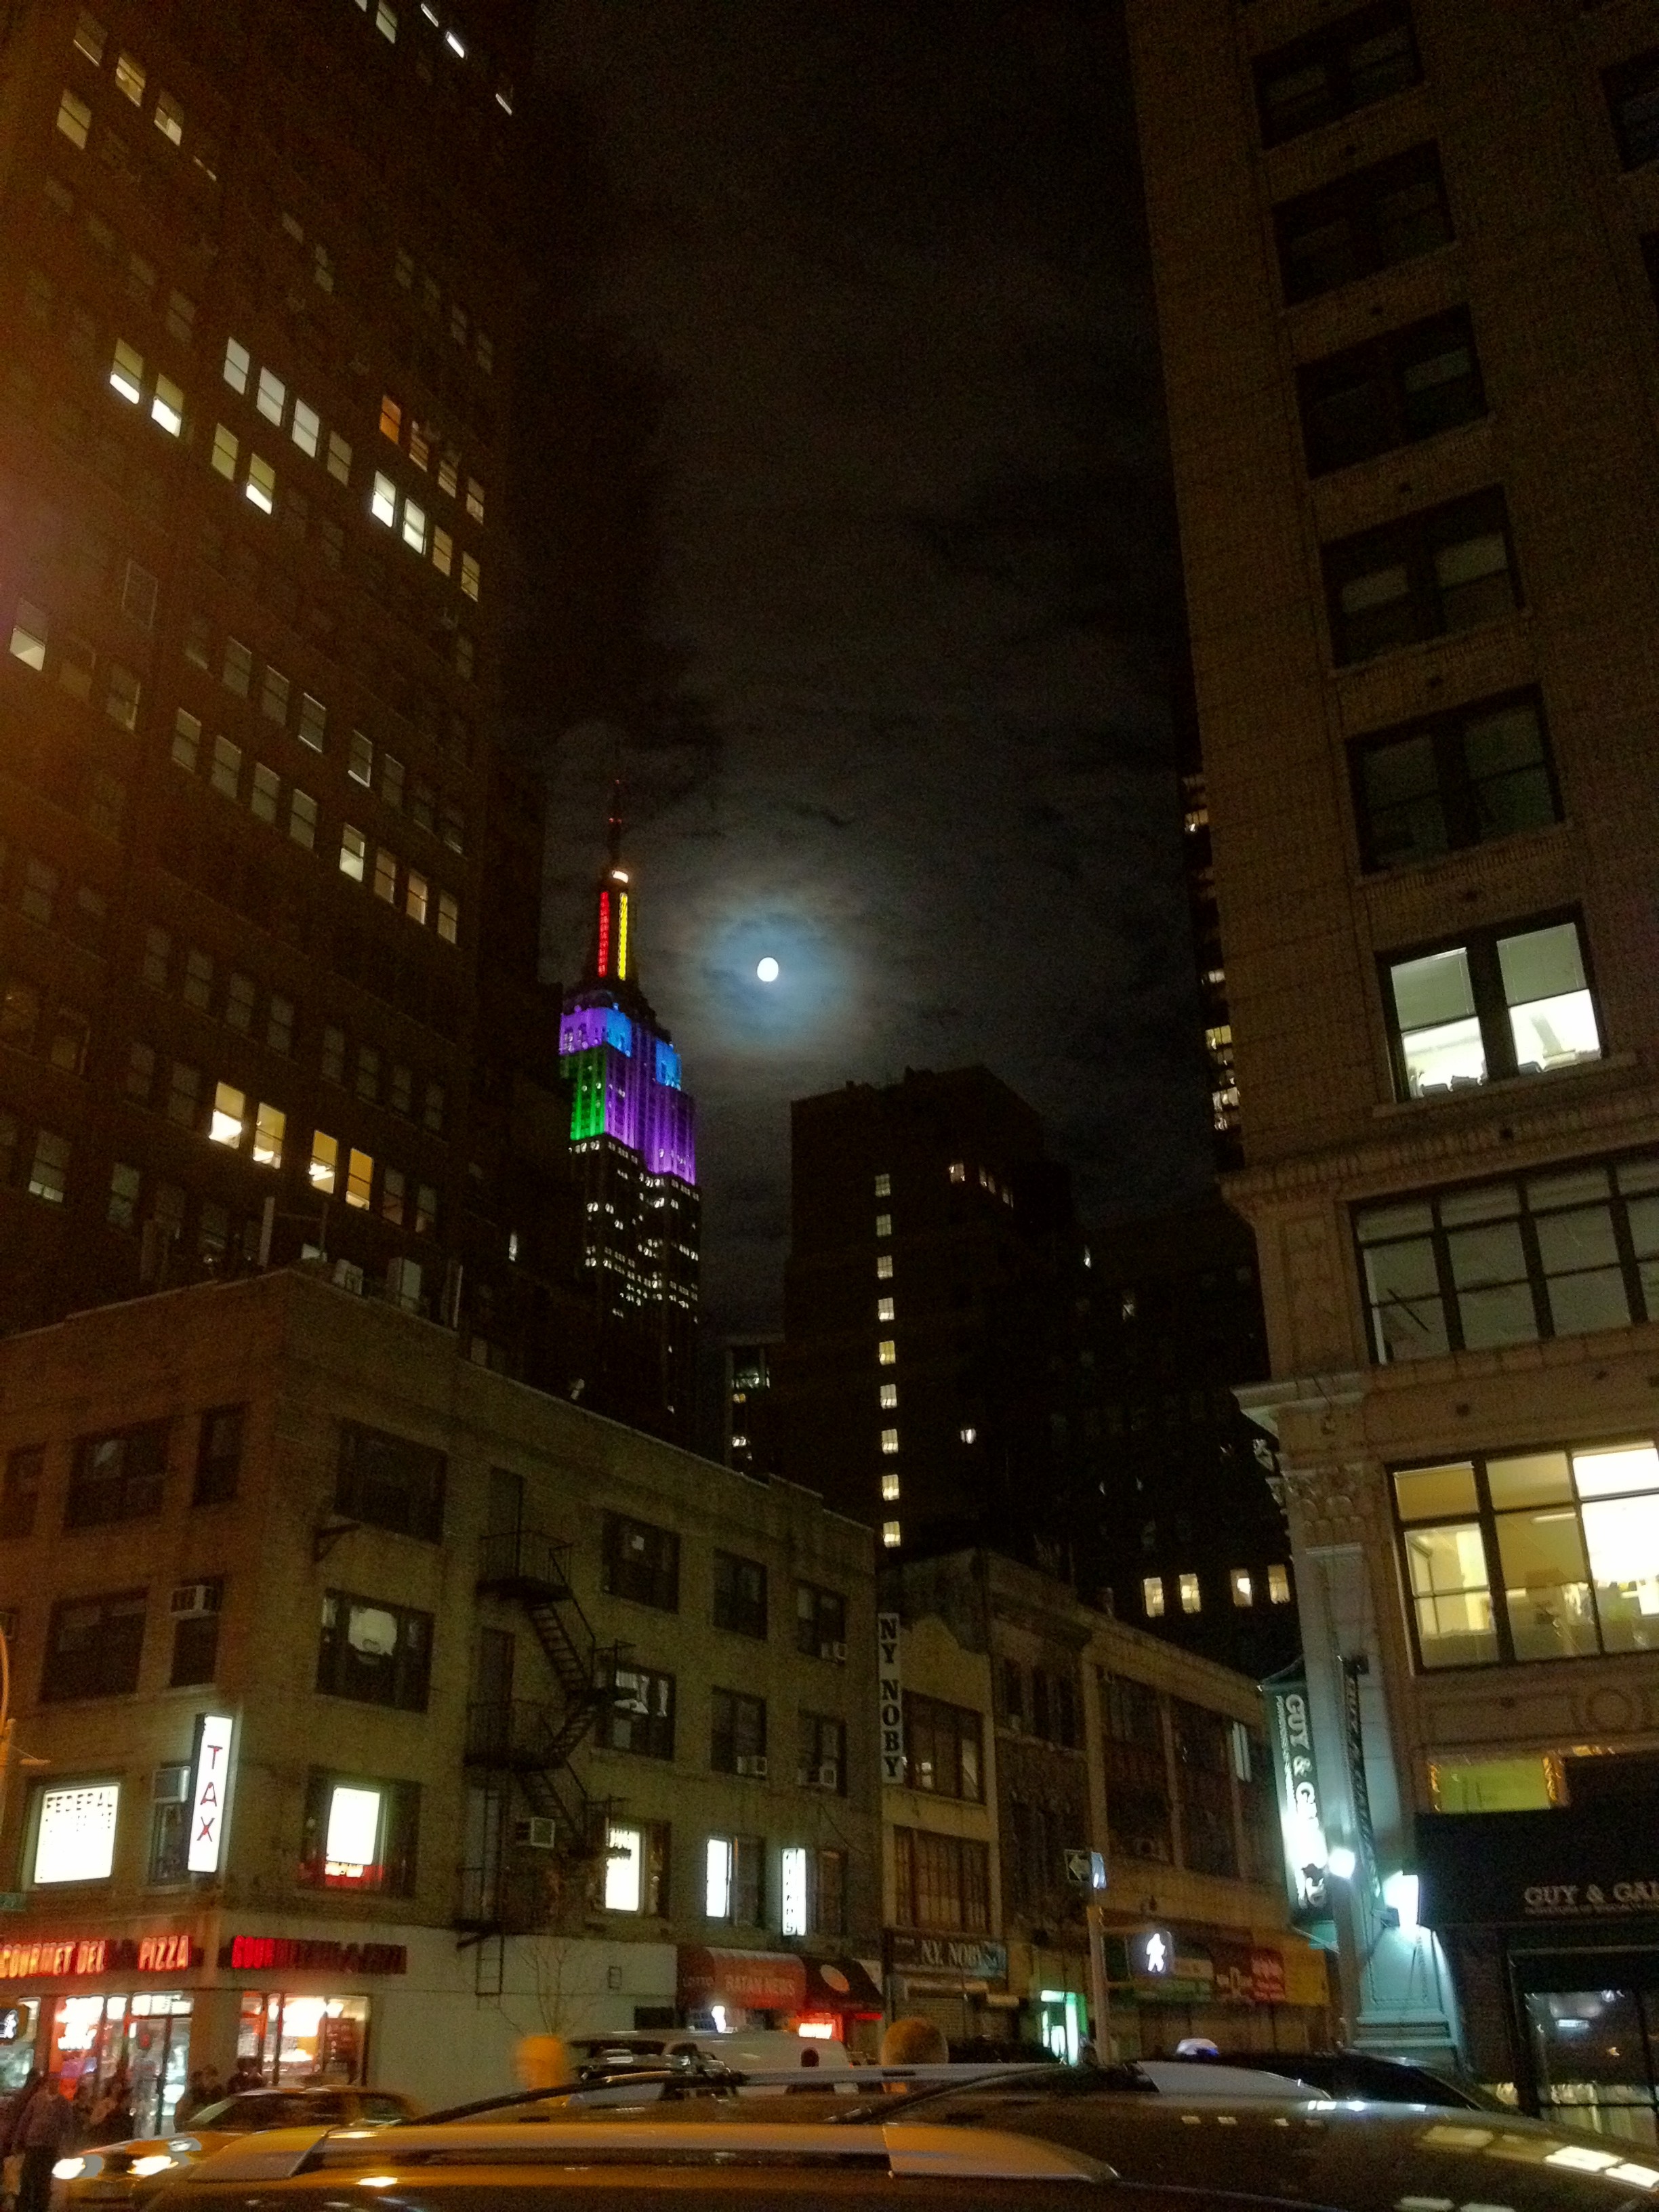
558,803,699,1437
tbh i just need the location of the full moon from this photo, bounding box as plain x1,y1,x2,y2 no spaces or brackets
756,956,780,983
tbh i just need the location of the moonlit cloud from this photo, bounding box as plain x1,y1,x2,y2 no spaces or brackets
535,1,1214,1333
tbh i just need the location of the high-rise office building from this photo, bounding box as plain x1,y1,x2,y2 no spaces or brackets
0,0,596,1376
779,1066,1078,1559
557,804,699,1439
722,1337,782,1477
1077,1199,1296,1680
1129,0,1659,2095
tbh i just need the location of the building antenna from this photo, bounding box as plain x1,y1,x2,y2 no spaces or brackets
607,769,624,872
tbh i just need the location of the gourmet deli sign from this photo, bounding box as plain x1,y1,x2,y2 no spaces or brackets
1417,1808,1659,1928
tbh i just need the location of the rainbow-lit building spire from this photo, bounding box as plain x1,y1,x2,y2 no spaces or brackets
557,792,699,1435
556,792,697,1183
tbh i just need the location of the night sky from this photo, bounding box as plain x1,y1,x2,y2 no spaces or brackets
529,0,1214,1336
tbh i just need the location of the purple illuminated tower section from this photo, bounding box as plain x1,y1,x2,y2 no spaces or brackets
558,798,700,1438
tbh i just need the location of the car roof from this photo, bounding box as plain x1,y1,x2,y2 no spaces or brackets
168,2100,1658,2211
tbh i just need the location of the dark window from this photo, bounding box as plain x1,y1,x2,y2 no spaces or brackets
1255,3,1420,146
1172,1700,1238,1879
800,1711,848,1794
193,1404,245,1507
64,1420,168,1528
41,1590,146,1701
1000,1657,1025,1727
1353,691,1560,872
891,1825,991,1933
1357,1148,1659,1364
1323,489,1519,666
1,1446,43,1538
1298,308,1486,476
903,1692,983,1801
149,1764,190,1884
712,1550,767,1638
794,1581,846,1656
1643,231,1659,314
1275,143,1452,304
602,1513,679,1611
1055,1671,1079,1749
1606,48,1659,169
710,1687,767,1774
335,1422,445,1542
1102,1673,1172,1866
1031,1671,1052,1741
605,1664,676,1759
808,1846,846,1937
1237,1731,1278,1885
299,1769,419,1893
1393,1440,1659,1671
169,1582,223,1687
1005,1801,1074,1914
316,1590,432,1712
1381,913,1601,1101
707,1832,763,1923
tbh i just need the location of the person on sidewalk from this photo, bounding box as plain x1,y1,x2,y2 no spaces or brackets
16,2078,72,2212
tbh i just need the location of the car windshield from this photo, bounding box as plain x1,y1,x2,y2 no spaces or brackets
191,2095,333,2131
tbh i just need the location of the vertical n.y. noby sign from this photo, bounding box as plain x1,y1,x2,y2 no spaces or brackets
878,1612,904,1784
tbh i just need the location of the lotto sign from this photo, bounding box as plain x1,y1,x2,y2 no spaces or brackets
187,1713,234,1873
878,1612,904,1784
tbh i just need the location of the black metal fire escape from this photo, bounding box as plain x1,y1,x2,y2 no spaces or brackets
457,1528,624,1954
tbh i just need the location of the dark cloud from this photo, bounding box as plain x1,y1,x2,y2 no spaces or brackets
533,0,1213,1334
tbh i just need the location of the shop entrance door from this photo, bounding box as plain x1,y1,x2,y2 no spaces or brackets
1517,1950,1659,2145
1038,1990,1082,2066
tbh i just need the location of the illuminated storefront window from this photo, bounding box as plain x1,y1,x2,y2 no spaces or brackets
237,1991,368,2087
47,1991,192,2135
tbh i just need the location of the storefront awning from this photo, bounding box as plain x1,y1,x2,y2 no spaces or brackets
1418,1807,1659,1929
801,1955,883,2013
677,1947,806,2013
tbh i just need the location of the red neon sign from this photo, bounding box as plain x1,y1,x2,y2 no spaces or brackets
597,891,611,975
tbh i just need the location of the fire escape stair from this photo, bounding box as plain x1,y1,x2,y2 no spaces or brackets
457,1529,626,1942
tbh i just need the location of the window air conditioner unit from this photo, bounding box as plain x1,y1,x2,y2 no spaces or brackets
827,1642,848,1663
170,1582,221,1618
514,1816,558,1850
153,1766,190,1804
735,1755,768,1779
815,1764,840,1790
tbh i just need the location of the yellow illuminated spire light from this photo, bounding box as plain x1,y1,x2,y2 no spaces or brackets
617,892,630,979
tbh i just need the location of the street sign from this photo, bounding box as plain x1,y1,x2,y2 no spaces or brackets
1065,1849,1107,1890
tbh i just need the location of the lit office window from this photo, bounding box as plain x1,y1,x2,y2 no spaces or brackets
881,1475,900,1502
882,1521,901,1549
1268,1565,1291,1605
1179,1574,1202,1614
605,1823,642,1912
878,1384,897,1410
876,1297,895,1322
880,1429,899,1455
1142,1577,1165,1619
877,1340,897,1366
874,1173,891,1197
876,1254,893,1279
1230,1568,1254,1608
876,1213,892,1238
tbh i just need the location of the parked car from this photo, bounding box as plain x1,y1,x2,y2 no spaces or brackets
562,2030,853,2079
1190,2045,1504,2110
55,2086,415,2207
153,2089,1659,2211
